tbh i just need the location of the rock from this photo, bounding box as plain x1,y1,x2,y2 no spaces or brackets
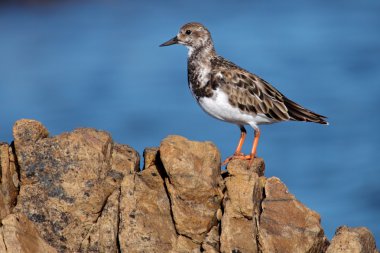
118,147,177,252
220,159,265,253
80,189,120,253
258,177,328,253
0,213,57,253
111,143,140,177
13,119,49,148
159,135,224,243
226,157,265,177
326,226,378,253
0,119,378,252
202,225,220,253
0,143,19,220
172,235,201,253
12,119,139,252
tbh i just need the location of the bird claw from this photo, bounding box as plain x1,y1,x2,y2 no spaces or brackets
222,153,253,166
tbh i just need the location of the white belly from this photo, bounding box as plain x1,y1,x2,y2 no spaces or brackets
197,88,274,128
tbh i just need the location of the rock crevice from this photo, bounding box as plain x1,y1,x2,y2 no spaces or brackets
0,119,377,253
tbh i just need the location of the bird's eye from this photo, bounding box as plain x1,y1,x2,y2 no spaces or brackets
185,30,192,35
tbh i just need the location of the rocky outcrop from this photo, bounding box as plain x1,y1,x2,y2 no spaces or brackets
160,136,223,246
11,120,139,252
0,142,18,220
0,119,378,253
118,147,177,252
326,226,378,253
220,159,264,253
258,177,329,253
0,213,57,253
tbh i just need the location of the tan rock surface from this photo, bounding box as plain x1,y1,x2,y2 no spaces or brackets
226,157,265,177
220,159,265,253
259,177,328,253
0,143,19,220
12,119,139,252
0,119,378,252
118,147,177,253
80,189,120,253
159,135,224,243
0,213,57,253
202,225,220,253
326,226,378,253
171,235,201,253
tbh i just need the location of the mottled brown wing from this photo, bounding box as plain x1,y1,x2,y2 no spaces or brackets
211,67,291,121
210,55,328,124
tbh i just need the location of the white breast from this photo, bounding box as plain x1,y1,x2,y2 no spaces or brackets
197,88,275,129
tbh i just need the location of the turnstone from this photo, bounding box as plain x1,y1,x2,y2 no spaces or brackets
160,22,328,165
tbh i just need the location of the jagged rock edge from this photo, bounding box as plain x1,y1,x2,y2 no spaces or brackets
156,149,211,249
116,187,121,253
256,176,266,253
3,120,378,252
79,189,117,251
156,149,221,250
1,231,8,252
10,141,21,203
154,150,180,238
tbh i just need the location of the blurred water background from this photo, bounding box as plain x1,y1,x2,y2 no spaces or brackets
0,0,379,243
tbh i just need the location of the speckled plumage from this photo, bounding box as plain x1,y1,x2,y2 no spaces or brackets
160,22,328,164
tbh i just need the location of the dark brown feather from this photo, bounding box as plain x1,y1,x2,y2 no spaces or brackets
283,97,328,124
210,56,328,124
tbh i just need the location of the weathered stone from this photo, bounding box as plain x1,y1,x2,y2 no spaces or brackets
0,143,19,220
111,143,140,176
171,235,201,253
220,159,264,253
12,119,139,252
0,213,57,253
202,225,220,253
226,157,265,177
259,177,328,253
80,189,120,253
0,120,378,252
13,119,49,147
326,226,378,253
159,135,223,243
118,147,177,252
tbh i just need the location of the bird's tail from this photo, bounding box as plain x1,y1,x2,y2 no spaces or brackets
284,97,328,125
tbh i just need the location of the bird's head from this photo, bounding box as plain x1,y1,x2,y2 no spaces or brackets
160,22,213,53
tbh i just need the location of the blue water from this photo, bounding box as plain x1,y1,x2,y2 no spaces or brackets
1,0,379,243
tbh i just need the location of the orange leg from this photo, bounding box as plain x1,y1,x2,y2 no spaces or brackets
234,126,246,155
248,128,261,165
222,127,261,166
222,126,247,165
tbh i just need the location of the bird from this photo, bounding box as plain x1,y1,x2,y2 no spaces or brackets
160,22,328,165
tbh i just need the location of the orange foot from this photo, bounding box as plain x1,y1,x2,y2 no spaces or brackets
222,153,253,166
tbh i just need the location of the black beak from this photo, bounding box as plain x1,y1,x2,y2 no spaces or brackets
159,36,178,47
